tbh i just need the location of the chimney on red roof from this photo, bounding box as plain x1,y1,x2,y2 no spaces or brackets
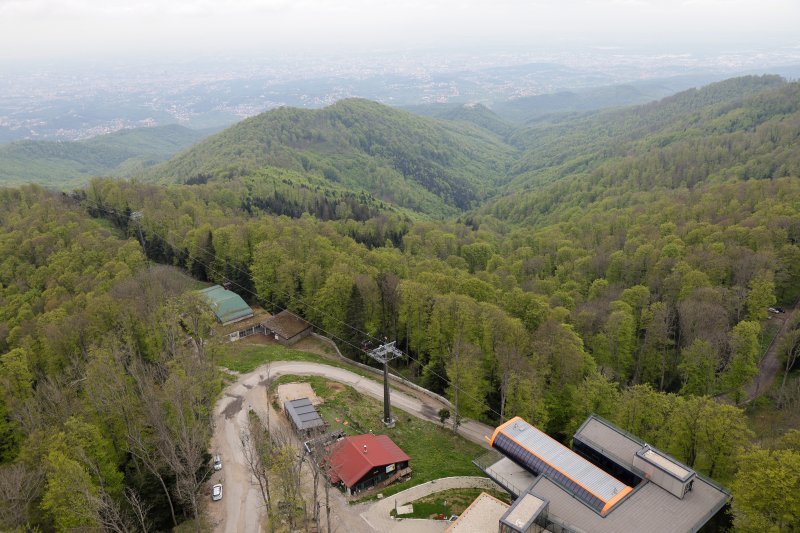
363,445,367,454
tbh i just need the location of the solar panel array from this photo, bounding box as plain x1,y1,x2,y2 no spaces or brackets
285,397,325,431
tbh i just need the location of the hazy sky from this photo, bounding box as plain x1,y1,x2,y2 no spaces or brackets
1,0,798,63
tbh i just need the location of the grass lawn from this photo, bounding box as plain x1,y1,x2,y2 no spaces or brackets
269,375,486,500
217,343,336,373
389,487,511,519
217,342,414,398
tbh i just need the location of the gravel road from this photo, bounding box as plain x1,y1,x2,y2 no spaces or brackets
209,361,494,532
745,300,799,401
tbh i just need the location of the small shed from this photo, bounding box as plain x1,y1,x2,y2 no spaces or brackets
263,309,312,345
284,397,325,437
199,285,254,325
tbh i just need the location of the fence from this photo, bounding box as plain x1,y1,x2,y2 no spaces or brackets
472,450,529,497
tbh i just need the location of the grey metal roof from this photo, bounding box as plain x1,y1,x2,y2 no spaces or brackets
574,415,643,470
576,415,698,483
284,397,325,431
564,414,731,532
500,493,547,532
637,446,694,481
527,475,729,533
481,413,732,532
492,417,631,514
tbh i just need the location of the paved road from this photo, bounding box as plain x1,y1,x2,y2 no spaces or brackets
209,361,495,533
745,300,799,401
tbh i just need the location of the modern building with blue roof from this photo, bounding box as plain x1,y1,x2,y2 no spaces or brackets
199,285,254,325
490,417,632,516
473,415,731,533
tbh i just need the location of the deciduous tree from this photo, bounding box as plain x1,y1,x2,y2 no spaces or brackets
722,320,761,404
745,273,776,321
731,446,800,532
678,339,718,396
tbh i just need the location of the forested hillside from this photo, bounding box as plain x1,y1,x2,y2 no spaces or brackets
406,102,517,138
0,187,222,530
405,74,724,125
145,98,517,216
2,76,800,531
501,75,788,188
0,125,207,188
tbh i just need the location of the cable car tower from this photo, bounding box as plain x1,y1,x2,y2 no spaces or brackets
367,341,403,428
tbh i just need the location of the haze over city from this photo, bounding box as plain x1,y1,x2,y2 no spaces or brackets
1,0,799,142
1,0,799,62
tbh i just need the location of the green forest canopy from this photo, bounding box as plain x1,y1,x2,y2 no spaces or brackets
2,75,800,531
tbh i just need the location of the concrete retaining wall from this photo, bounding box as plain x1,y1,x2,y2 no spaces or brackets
364,476,502,525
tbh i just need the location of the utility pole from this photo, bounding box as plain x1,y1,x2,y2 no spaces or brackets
367,341,403,428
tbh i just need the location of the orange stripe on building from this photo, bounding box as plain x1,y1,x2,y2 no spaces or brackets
494,420,632,514
601,486,633,516
489,416,522,447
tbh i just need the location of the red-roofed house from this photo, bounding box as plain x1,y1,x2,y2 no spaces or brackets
326,434,411,495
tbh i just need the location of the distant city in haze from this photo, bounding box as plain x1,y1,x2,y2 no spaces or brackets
2,45,799,143
1,0,799,142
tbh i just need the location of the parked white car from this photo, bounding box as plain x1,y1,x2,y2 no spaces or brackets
213,455,222,471
212,484,223,501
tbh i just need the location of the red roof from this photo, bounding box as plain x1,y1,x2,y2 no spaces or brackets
326,434,410,488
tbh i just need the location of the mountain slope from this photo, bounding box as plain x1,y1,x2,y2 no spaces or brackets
0,124,206,188
403,102,517,139
146,98,518,216
489,75,728,124
480,77,800,226
500,75,788,190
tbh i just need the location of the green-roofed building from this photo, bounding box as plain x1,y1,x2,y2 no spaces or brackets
199,285,254,325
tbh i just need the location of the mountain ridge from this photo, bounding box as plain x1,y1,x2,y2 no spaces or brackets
143,98,519,216
0,124,207,188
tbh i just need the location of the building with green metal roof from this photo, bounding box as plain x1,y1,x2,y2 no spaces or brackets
199,285,254,325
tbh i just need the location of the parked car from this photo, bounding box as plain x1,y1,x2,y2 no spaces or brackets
212,484,223,501
213,454,222,471
775,307,786,313
768,307,780,314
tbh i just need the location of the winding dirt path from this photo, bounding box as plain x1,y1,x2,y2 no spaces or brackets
745,301,799,401
208,361,494,532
